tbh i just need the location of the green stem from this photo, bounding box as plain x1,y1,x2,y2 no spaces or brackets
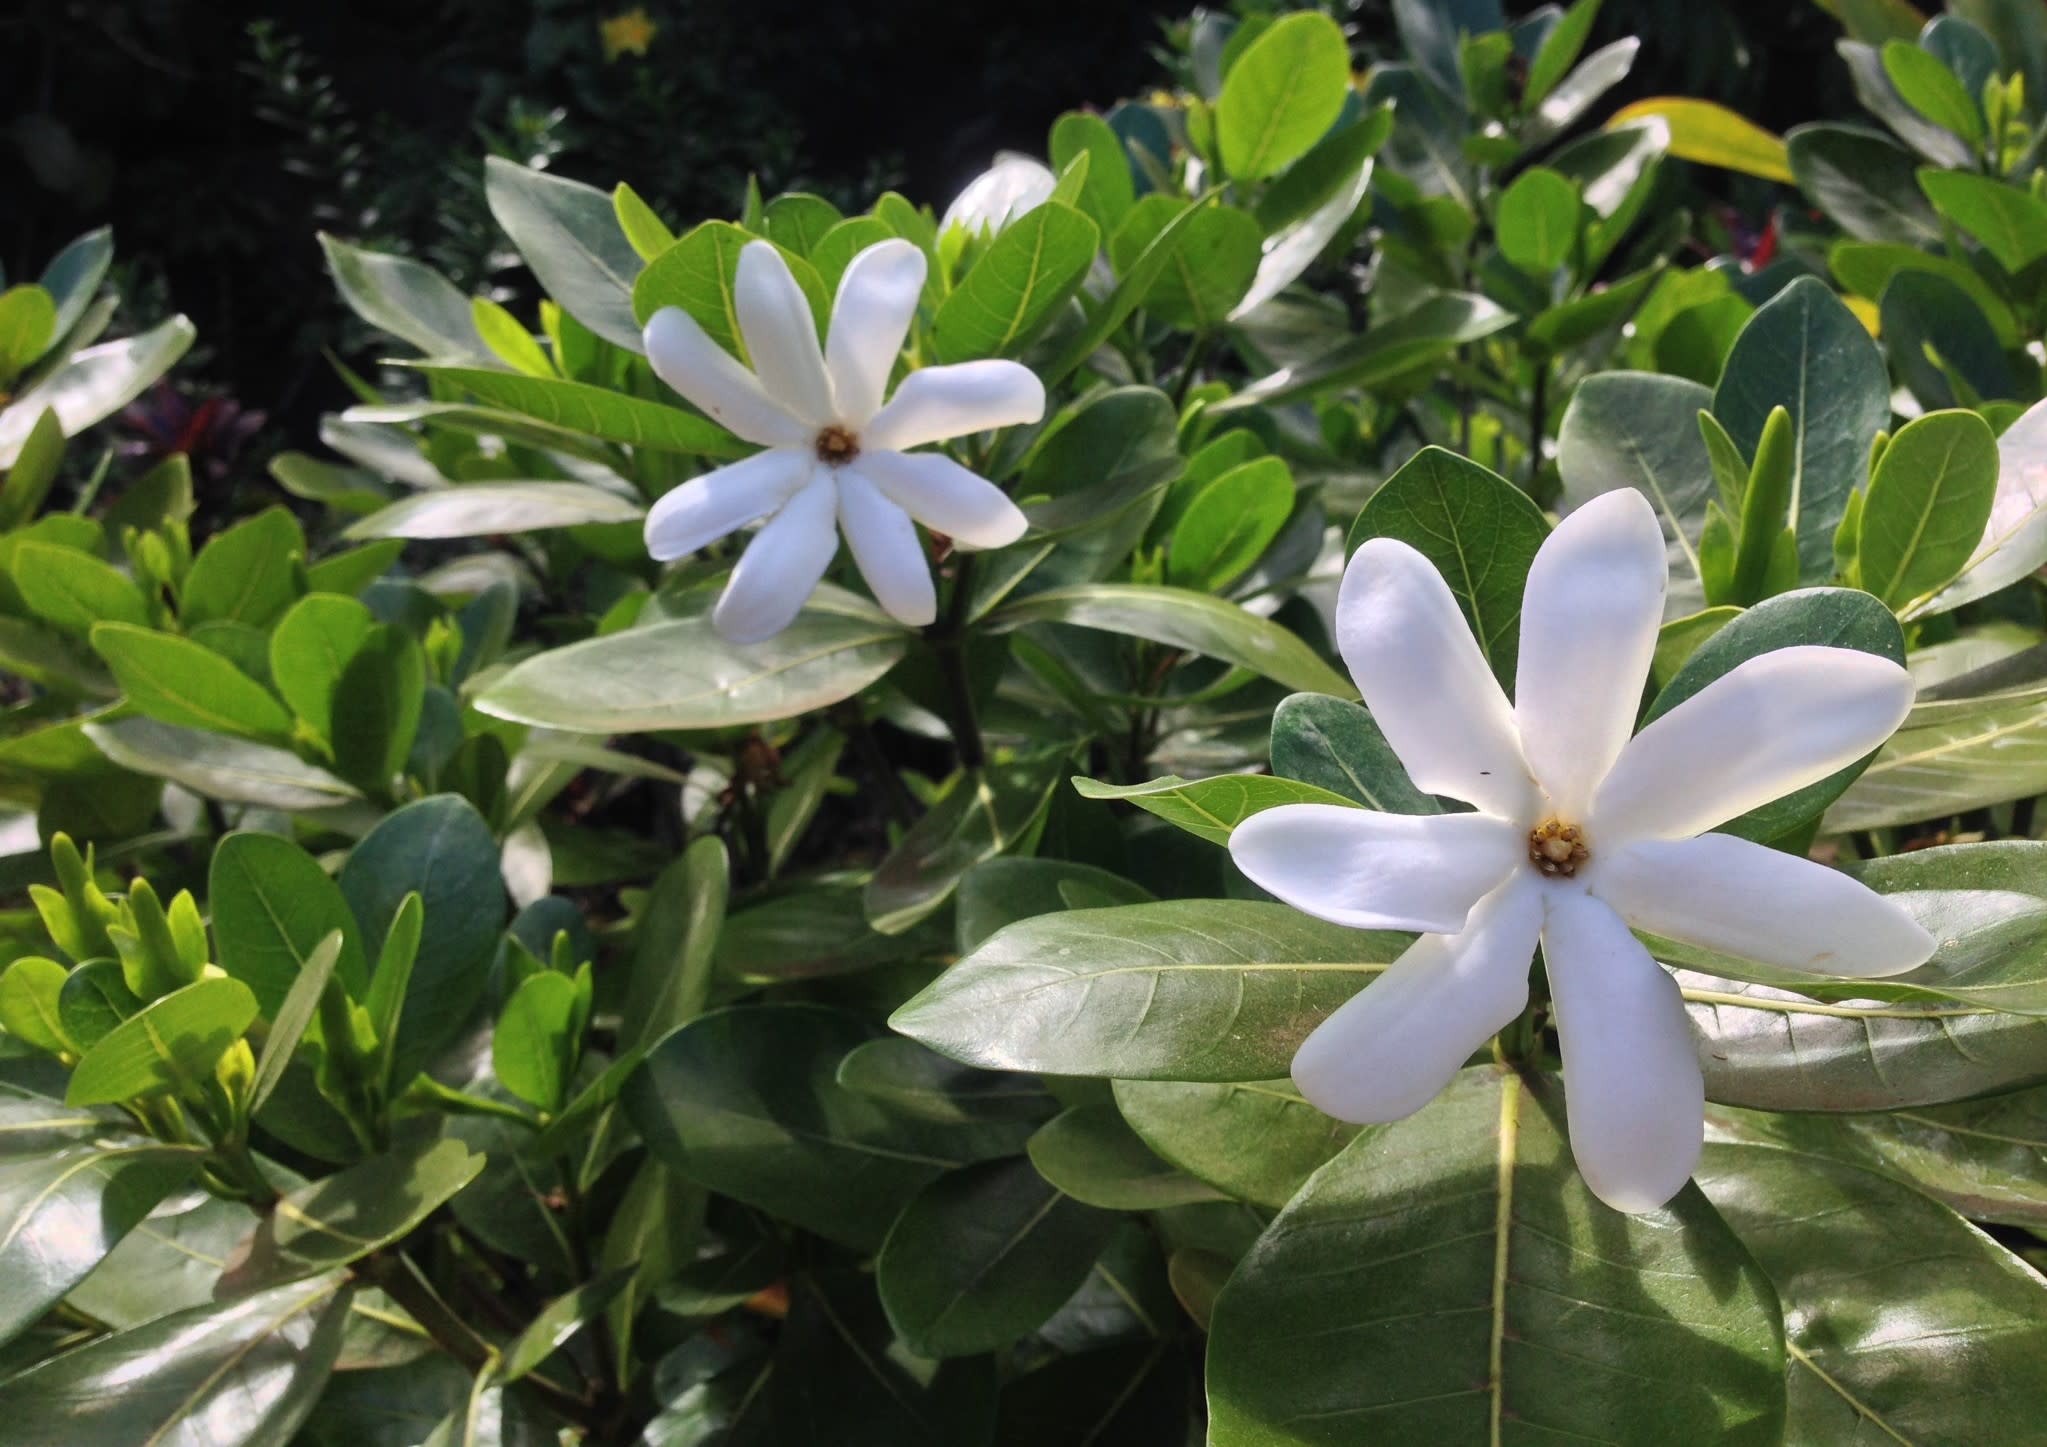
929,553,986,770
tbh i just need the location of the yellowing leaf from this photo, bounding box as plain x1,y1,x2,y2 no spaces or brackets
1608,98,1794,184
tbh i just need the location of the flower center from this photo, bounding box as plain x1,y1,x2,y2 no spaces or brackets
814,426,860,466
1527,818,1590,878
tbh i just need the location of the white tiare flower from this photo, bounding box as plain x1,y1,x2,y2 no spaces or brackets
1228,489,1935,1213
643,239,1041,643
939,154,1058,237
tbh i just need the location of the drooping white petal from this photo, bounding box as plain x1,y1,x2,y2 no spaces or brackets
940,153,1058,236
643,448,813,561
1515,489,1666,819
856,448,1028,549
1230,804,1524,933
836,469,936,627
1542,890,1703,1213
1290,878,1543,1124
864,361,1046,452
643,307,808,448
1592,646,1914,844
734,241,836,427
1596,833,1934,978
710,474,841,644
825,241,926,427
1335,539,1537,819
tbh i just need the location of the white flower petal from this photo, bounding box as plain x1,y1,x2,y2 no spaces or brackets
1291,878,1543,1123
856,448,1028,549
643,307,808,448
711,474,841,644
1592,646,1914,844
1230,804,1524,933
940,153,1058,236
735,241,836,427
837,469,935,627
1335,539,1537,818
1515,489,1666,819
1542,890,1703,1213
825,241,926,427
643,448,813,561
864,361,1046,452
1596,833,1934,978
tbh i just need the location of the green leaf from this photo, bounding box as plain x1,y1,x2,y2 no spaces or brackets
1712,277,1889,581
1235,111,1388,318
890,899,1401,1080
624,1004,1033,1249
1216,11,1352,180
1207,1068,1786,1445
0,285,57,383
414,366,744,457
1699,1135,2047,1444
1494,167,1580,275
1348,446,1550,689
1071,773,1359,847
306,540,404,597
250,931,344,1117
344,481,643,540
12,542,150,633
38,227,113,341
319,235,485,357
1525,0,1603,104
329,623,425,793
1017,384,1180,535
1027,1104,1222,1209
1919,397,2047,617
57,961,141,1054
1051,111,1136,234
632,222,828,360
763,192,845,256
837,1036,1055,1124
986,584,1353,698
89,623,292,742
339,795,504,1086
1226,292,1514,408
0,956,72,1054
1881,269,2015,410
613,182,676,262
1786,123,1942,245
1830,240,2018,346
878,1155,1119,1357
268,594,376,745
65,1188,264,1331
865,756,1063,935
477,587,909,732
954,856,1156,954
82,716,357,810
0,1272,351,1444
618,835,728,1054
1604,97,1792,180
66,977,260,1105
1269,691,1437,812
494,970,579,1111
1521,263,1660,355
1167,456,1293,592
499,1269,633,1383
180,506,306,629
484,157,645,352
932,203,1099,362
1828,693,2047,829
219,1140,485,1291
470,296,552,377
1555,370,1719,614
0,407,65,530
1882,38,1986,144
1107,201,1263,330
809,216,898,291
0,316,198,470
210,831,371,1013
1919,168,2047,272
1040,198,1214,385
1856,408,1999,611
1114,1077,1361,1209
0,1126,201,1345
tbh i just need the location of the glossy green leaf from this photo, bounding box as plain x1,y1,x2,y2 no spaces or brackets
1785,123,1941,245
618,834,728,1055
1227,292,1514,408
344,481,643,540
1216,11,1352,180
0,956,72,1054
1206,1068,1786,1446
762,192,844,256
1051,111,1136,234
1495,167,1580,275
319,235,484,357
268,594,376,745
484,156,645,352
878,1155,1119,1357
1017,384,1180,535
339,795,504,1086
1072,772,1358,847
82,717,357,810
836,1037,1055,1125
0,316,198,469
1167,456,1293,592
0,285,57,382
499,1268,633,1383
1349,447,1549,688
1920,396,2047,617
954,856,1155,954
1713,277,1888,581
624,1004,1033,1249
891,899,1401,1080
1919,168,2047,272
180,507,305,629
1115,1077,1361,1209
478,587,908,731
632,221,828,361
89,623,292,743
865,755,1064,935
933,202,1099,362
1108,201,1262,330
211,831,370,1012
1830,693,2047,829
1234,112,1387,318
219,1140,485,1291
1027,1104,1222,1209
494,970,579,1111
249,931,344,1116
67,977,259,1106
0,1272,351,1444
987,584,1353,697
13,543,149,634
1699,1136,2047,1444
1856,408,1999,611
416,366,745,457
